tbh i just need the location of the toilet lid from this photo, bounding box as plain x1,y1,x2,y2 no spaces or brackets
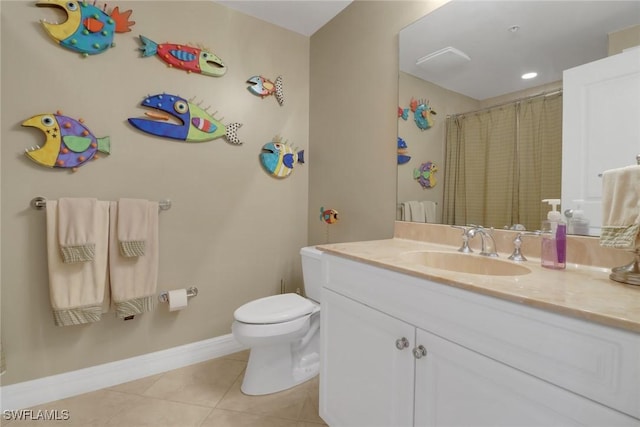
234,293,317,324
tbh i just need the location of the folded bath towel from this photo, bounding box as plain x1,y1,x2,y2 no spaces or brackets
117,198,149,257
57,198,98,263
422,201,437,223
109,201,159,318
408,201,426,223
46,200,110,326
600,165,640,250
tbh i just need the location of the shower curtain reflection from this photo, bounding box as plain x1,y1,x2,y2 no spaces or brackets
442,92,562,231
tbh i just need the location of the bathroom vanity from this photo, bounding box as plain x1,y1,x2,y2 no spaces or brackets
318,235,640,426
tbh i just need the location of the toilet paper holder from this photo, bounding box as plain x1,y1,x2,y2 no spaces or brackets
158,287,198,303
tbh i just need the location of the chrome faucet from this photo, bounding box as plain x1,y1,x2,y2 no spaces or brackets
468,227,499,257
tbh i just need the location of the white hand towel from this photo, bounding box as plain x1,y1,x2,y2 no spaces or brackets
600,165,640,250
408,201,426,223
109,201,159,318
117,198,149,257
422,201,437,223
47,200,110,326
57,198,98,263
401,202,411,221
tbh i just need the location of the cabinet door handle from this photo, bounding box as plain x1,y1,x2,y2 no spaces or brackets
395,337,410,350
413,345,427,359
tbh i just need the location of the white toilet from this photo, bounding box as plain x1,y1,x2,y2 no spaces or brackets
232,246,323,395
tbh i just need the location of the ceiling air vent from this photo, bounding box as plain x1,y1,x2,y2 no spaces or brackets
416,47,471,70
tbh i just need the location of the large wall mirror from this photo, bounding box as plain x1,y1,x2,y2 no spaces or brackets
397,0,640,236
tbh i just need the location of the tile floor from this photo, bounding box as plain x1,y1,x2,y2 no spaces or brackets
3,351,327,427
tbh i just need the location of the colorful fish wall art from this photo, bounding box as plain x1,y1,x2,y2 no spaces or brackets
320,207,339,224
398,106,409,121
138,35,226,77
36,0,135,57
414,161,438,189
127,93,243,145
247,76,284,106
410,98,437,130
259,136,304,178
397,137,411,165
21,111,110,172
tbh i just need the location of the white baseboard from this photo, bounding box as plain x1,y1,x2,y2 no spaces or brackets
0,334,246,411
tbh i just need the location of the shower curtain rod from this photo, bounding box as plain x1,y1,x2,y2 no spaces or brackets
446,88,563,119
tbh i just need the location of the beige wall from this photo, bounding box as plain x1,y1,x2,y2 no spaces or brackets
1,1,309,385
308,0,444,245
608,24,640,56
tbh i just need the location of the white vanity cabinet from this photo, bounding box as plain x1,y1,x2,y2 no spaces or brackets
320,254,640,426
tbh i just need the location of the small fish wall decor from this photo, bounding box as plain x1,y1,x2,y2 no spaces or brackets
247,76,284,106
410,98,437,130
128,93,243,145
397,137,411,165
398,106,409,121
320,207,339,224
36,0,135,57
260,136,304,178
21,111,110,172
138,35,226,77
414,161,438,189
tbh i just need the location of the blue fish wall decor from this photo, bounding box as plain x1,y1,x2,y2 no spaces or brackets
36,0,135,57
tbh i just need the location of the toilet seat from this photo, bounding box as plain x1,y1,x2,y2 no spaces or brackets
234,293,317,324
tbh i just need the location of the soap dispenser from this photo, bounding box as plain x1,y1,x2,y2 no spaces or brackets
541,199,566,270
567,199,590,236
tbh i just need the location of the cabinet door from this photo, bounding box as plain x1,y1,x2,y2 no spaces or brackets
414,328,637,427
562,49,640,236
320,289,415,427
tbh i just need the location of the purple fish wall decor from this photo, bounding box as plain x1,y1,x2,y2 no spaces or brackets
21,111,110,172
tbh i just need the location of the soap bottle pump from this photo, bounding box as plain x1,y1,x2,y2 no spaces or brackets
541,199,566,270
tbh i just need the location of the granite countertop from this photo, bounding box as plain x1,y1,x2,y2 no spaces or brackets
317,238,640,333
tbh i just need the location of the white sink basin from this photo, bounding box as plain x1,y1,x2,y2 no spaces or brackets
402,251,531,276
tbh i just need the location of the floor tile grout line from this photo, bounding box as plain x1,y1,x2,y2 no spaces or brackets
213,365,247,410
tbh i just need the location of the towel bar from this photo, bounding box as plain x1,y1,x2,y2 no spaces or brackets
158,287,198,303
30,196,171,211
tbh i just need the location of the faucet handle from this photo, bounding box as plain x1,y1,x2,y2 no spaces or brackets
508,231,540,262
450,225,473,253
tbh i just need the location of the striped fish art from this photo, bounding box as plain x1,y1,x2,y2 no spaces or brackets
259,136,304,178
138,35,226,77
128,93,243,145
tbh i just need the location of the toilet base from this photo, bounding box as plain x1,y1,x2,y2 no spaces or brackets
241,335,320,395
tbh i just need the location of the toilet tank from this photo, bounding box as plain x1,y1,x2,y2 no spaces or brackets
300,246,323,303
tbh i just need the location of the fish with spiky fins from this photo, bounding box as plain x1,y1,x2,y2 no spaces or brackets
259,136,304,178
21,111,110,171
247,76,284,106
410,98,437,130
137,35,226,77
128,93,243,145
36,0,135,56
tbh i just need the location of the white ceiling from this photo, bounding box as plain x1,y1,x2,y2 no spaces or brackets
215,0,353,37
400,0,640,100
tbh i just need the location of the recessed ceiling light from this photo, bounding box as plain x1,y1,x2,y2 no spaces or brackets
508,25,520,33
522,72,538,80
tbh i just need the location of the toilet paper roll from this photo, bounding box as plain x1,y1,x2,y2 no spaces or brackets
168,289,188,312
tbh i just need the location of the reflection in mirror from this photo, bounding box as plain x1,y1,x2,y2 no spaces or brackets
397,0,640,235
